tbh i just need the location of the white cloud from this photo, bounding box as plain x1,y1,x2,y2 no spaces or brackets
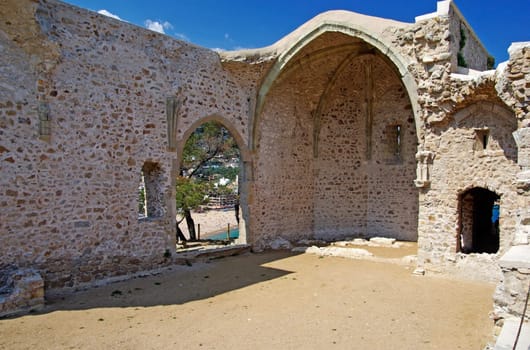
144,19,173,34
97,9,122,21
224,33,230,40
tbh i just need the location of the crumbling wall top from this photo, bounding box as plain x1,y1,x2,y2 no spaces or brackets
416,1,489,72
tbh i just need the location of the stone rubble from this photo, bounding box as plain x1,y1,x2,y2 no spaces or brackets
293,246,374,259
0,268,44,317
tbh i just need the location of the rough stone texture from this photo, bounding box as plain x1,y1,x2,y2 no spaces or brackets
0,0,249,289
494,245,530,321
494,267,530,320
0,267,44,317
447,3,488,71
314,54,418,241
0,0,529,324
417,100,520,281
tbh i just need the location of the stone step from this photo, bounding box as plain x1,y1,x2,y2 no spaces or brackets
175,244,251,262
494,317,530,350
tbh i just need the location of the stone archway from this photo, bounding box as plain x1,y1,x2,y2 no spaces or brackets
250,30,420,247
175,115,251,245
251,19,421,152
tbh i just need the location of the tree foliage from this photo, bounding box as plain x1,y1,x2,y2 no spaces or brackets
181,121,239,178
175,176,210,213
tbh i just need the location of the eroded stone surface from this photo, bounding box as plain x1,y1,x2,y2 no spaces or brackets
0,268,44,317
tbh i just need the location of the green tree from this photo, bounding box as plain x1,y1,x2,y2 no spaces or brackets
175,176,210,241
177,121,239,240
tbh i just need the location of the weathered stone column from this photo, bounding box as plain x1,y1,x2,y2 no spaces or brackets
236,160,253,245
414,150,435,189
413,150,436,275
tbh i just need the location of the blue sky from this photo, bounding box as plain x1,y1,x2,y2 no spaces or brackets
64,0,529,65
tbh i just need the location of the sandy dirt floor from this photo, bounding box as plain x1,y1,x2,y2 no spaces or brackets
0,251,495,350
179,209,238,239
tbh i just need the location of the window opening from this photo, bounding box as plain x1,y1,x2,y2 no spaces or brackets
395,125,401,158
384,124,402,163
138,172,147,218
474,129,489,151
140,161,164,218
38,102,51,140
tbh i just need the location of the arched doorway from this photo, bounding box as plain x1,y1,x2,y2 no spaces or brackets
458,187,500,254
176,117,250,246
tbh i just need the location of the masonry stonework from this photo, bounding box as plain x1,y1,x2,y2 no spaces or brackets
1,0,529,325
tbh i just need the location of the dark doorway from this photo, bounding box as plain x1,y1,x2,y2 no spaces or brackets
458,188,500,254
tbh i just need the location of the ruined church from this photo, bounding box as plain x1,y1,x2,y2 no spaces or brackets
0,0,529,325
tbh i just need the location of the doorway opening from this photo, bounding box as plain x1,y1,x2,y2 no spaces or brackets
176,120,244,247
458,187,500,254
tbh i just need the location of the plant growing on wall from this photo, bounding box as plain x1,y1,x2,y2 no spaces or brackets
457,24,468,68
487,55,495,70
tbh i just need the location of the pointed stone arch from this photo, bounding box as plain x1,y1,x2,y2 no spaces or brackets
177,115,249,160
251,20,421,151
175,114,251,244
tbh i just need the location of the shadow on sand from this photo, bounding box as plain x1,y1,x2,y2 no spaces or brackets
29,251,297,315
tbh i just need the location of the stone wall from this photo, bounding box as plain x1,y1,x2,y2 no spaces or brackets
0,0,250,289
315,54,418,241
411,1,488,73
417,102,519,281
314,53,370,239
411,41,529,280
448,4,488,71
250,45,324,247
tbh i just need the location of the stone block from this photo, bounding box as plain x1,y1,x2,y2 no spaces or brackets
0,268,44,317
369,237,397,246
269,237,292,250
494,317,530,350
499,246,530,269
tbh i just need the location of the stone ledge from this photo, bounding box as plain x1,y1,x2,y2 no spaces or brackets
494,317,530,350
499,245,530,269
175,244,251,261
